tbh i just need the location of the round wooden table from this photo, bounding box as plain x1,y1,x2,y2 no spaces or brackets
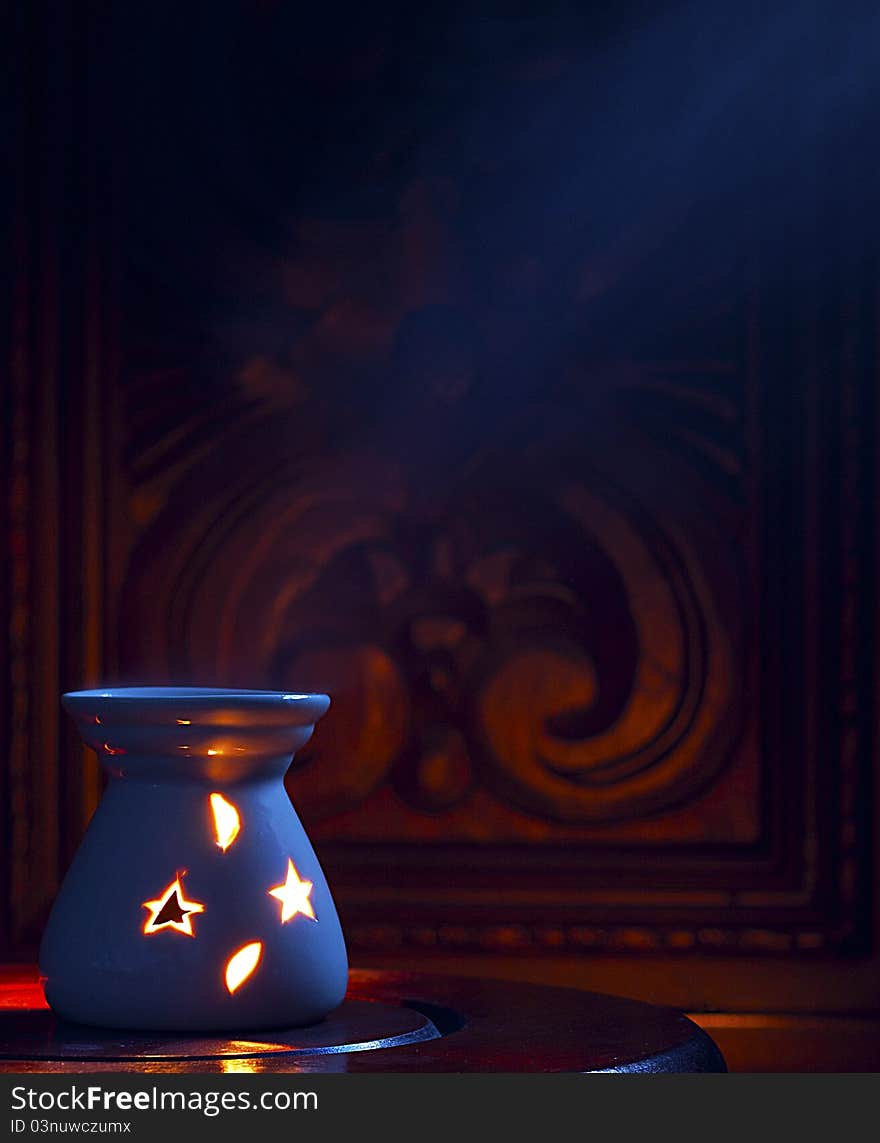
0,965,725,1073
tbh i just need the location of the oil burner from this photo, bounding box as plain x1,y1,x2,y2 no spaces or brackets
39,688,348,1031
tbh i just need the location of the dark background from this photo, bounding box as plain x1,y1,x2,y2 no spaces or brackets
3,0,879,1069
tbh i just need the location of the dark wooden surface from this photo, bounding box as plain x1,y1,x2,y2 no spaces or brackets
0,965,724,1073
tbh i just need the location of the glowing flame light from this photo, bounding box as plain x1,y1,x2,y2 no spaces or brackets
268,858,316,923
225,941,262,994
210,792,241,851
142,876,205,937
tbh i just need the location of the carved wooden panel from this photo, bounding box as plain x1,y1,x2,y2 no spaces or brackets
3,1,875,972
3,0,111,954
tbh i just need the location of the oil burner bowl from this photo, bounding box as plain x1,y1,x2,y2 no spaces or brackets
39,688,348,1032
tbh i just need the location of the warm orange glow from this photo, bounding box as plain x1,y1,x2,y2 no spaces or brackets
225,941,262,993
268,859,316,923
142,876,205,936
209,792,241,851
176,718,191,725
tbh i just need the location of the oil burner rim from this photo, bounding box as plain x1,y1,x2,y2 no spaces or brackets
62,687,331,728
64,686,329,701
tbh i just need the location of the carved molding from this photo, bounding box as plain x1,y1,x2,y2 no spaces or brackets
2,1,874,965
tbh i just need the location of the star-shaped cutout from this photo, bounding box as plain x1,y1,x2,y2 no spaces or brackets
142,875,205,936
268,859,316,923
